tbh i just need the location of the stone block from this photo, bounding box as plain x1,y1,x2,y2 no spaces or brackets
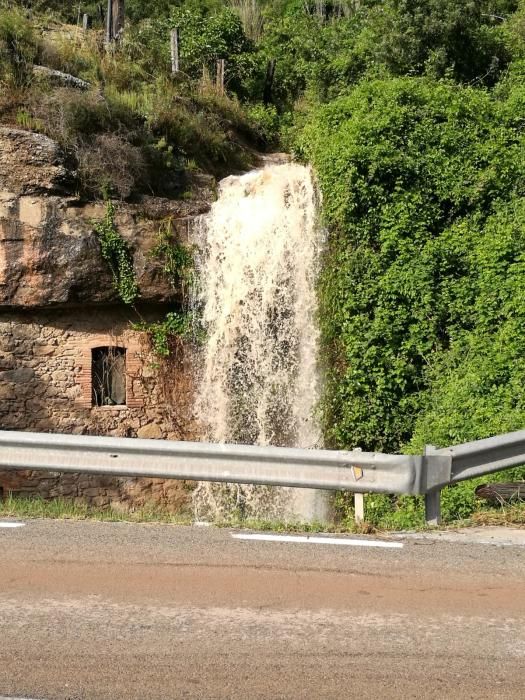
0,367,35,383
18,197,45,227
82,487,107,497
0,383,17,400
0,352,16,370
33,345,55,357
109,500,131,513
137,423,163,439
91,496,110,507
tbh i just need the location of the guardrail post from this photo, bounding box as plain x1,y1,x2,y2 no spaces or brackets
354,493,365,523
425,489,441,526
424,445,441,526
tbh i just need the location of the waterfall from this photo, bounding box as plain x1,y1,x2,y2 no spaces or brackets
192,161,330,522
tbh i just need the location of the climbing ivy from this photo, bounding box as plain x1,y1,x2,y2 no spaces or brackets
94,201,139,305
133,218,199,357
133,311,193,357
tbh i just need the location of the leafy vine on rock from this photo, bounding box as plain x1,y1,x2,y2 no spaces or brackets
94,201,139,305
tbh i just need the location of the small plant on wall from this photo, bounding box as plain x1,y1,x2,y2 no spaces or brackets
134,218,200,358
94,201,139,305
133,311,193,358
149,217,195,292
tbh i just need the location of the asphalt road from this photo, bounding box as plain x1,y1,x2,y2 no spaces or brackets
1,519,524,699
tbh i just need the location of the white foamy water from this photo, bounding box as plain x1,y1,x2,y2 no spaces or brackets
192,162,329,522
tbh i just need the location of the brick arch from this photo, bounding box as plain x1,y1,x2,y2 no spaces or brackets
76,333,144,409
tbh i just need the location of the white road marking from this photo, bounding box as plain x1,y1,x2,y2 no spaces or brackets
231,533,403,548
0,522,26,529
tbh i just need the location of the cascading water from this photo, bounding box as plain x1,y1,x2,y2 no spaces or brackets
192,160,330,523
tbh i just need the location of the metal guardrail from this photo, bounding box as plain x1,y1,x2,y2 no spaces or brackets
433,429,525,485
0,430,421,495
0,428,524,525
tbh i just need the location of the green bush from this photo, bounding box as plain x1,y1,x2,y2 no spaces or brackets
336,467,525,529
297,76,525,453
246,102,280,145
148,218,195,290
168,7,259,97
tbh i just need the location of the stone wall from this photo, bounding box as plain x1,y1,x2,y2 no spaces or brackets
0,307,199,511
0,126,213,511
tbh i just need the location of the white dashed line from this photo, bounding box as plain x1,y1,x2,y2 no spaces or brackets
231,533,403,548
0,522,26,529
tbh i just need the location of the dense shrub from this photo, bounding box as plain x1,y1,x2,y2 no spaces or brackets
77,133,146,199
409,200,525,449
297,77,525,453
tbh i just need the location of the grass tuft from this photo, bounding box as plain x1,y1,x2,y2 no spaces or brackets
0,494,192,525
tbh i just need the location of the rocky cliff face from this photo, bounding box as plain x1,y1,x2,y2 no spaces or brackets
0,127,214,308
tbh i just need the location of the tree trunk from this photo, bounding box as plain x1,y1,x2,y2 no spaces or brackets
475,482,525,504
263,59,276,105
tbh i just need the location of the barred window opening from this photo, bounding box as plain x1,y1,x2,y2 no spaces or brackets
92,346,126,406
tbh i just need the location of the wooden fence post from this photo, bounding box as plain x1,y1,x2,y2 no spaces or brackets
111,0,125,41
263,59,276,105
105,0,112,45
216,59,225,95
171,28,180,75
354,493,365,523
106,0,125,45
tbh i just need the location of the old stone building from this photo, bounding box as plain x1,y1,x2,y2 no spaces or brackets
0,127,211,510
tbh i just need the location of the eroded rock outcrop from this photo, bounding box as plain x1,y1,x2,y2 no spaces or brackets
0,127,73,196
0,127,214,308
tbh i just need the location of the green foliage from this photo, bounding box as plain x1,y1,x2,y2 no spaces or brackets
138,219,196,357
134,312,192,357
336,467,525,528
257,0,516,110
297,77,525,453
0,492,192,523
0,8,38,87
408,202,525,449
93,202,139,305
246,102,280,145
353,0,513,85
169,6,258,95
149,219,195,289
